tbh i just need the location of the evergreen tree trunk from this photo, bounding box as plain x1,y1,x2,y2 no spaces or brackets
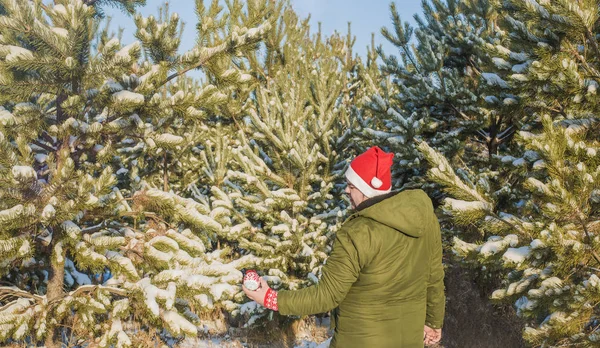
487,115,499,160
487,135,498,160
45,235,66,348
45,92,67,348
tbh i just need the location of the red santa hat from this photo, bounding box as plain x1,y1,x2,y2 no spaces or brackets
345,146,394,198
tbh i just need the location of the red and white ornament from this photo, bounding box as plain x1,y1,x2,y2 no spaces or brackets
243,270,260,291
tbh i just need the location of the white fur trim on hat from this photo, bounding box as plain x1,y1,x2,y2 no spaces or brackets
345,165,391,198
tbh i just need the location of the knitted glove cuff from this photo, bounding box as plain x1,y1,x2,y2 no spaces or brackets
264,288,278,311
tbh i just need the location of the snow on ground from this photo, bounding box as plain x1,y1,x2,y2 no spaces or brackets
177,336,331,348
295,338,332,348
177,317,332,347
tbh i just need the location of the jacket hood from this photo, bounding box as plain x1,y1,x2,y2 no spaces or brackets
354,189,435,238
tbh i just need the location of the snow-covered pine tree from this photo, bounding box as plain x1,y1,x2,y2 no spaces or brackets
418,0,600,345
366,0,520,189
0,0,270,346
132,1,374,325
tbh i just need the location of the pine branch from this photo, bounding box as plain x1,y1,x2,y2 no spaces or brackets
489,212,529,238
41,131,56,146
449,104,471,121
48,285,127,307
0,286,45,311
32,140,57,152
476,129,490,141
585,29,600,66
163,152,168,191
81,220,121,234
566,41,600,78
162,60,209,86
56,93,67,124
497,125,516,146
156,42,228,90
579,215,600,266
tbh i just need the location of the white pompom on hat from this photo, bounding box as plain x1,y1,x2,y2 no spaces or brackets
345,146,394,198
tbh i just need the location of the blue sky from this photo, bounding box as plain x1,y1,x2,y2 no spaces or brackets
104,0,423,74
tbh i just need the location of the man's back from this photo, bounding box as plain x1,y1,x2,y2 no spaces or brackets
330,189,444,348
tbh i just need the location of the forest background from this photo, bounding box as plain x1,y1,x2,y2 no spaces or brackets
0,0,599,347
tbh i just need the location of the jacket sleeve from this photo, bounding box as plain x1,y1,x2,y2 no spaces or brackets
425,219,445,329
277,224,365,316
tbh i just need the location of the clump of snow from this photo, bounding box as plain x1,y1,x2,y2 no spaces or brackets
163,310,198,336
479,235,518,256
482,72,509,88
445,198,491,212
492,57,511,69
515,295,537,316
155,133,184,145
138,278,176,317
0,107,15,125
503,246,531,264
41,204,55,220
479,239,505,256
65,258,92,285
512,62,529,73
106,250,139,279
115,41,140,59
53,4,67,15
51,27,68,38
530,239,545,249
12,166,37,181
108,319,132,347
484,96,499,104
540,277,562,289
139,64,161,84
102,80,124,92
510,74,528,82
512,158,526,166
34,154,48,163
61,220,81,239
5,46,34,62
112,91,144,105
210,283,234,300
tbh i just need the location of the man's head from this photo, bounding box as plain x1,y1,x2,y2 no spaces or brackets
344,146,394,209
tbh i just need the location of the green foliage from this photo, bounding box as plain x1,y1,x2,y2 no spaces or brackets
369,0,523,191
0,0,272,346
416,0,600,346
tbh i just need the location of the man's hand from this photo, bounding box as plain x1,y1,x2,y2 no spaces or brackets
424,325,442,346
242,277,270,306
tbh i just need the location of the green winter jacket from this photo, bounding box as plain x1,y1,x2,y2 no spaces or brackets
278,189,445,348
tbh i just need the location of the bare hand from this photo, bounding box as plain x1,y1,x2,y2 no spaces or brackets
242,277,270,306
424,325,442,346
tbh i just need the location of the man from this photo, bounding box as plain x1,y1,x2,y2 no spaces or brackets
243,146,445,347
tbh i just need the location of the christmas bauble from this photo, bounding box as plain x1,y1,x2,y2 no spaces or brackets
243,270,260,291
